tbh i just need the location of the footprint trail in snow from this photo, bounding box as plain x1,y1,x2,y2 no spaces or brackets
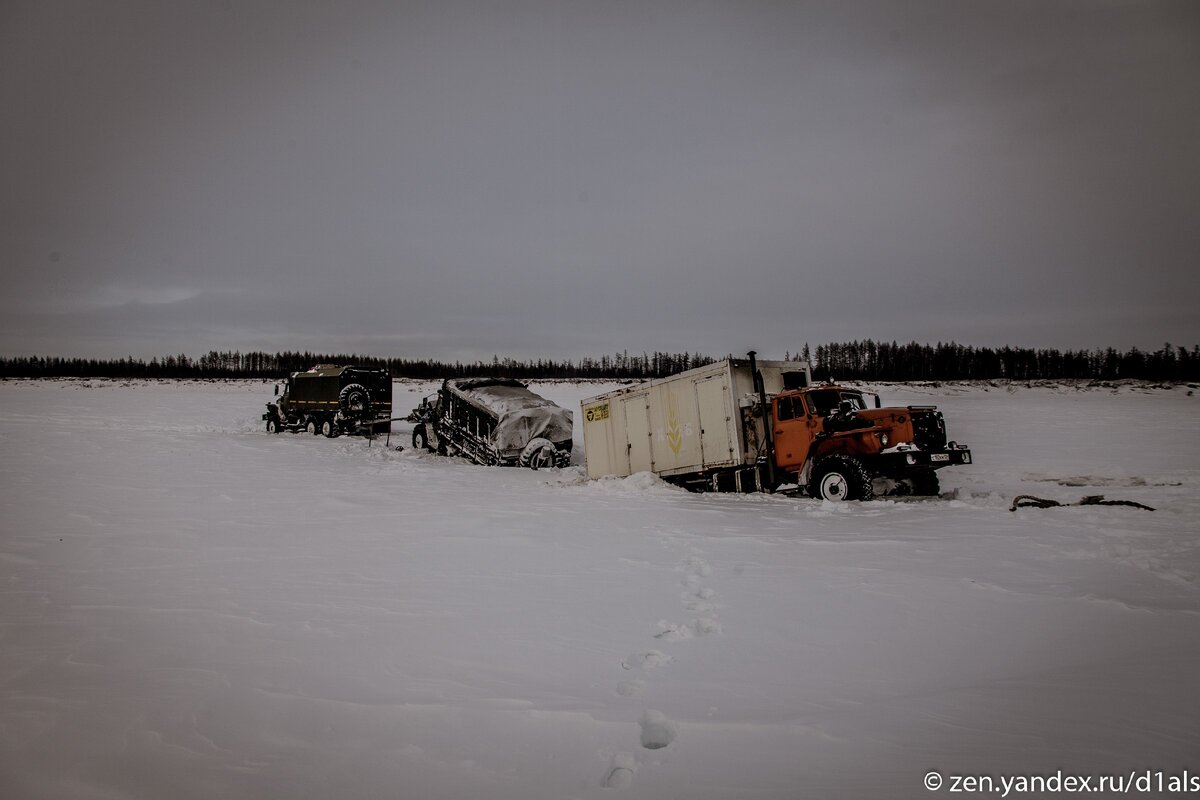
602,549,722,789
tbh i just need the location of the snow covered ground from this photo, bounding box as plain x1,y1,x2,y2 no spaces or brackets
1,379,1197,799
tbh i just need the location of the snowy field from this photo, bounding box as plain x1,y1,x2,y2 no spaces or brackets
1,378,1198,799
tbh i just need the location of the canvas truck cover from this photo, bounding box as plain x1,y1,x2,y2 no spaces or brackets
447,379,574,455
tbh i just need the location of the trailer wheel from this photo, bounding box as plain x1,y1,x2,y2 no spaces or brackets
321,418,338,438
266,418,280,434
909,469,940,497
810,456,873,502
519,438,557,470
339,384,370,416
412,425,431,451
307,418,320,435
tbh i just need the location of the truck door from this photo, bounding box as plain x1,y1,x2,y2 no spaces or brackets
695,376,733,468
772,394,819,472
621,394,653,474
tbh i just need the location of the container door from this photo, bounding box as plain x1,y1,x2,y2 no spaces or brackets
621,394,653,474
695,376,733,468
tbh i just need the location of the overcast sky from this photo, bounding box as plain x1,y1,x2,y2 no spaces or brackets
2,0,1197,361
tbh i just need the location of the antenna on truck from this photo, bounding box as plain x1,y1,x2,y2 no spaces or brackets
747,351,777,490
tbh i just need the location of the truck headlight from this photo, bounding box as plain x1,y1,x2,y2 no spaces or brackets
906,454,916,465
880,433,889,446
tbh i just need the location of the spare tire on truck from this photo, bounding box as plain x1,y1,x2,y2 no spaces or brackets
339,383,371,417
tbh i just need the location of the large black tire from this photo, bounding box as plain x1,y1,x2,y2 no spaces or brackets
307,418,320,435
518,437,557,470
266,418,281,434
809,455,874,502
321,418,338,438
412,425,431,451
339,384,370,417
909,469,941,497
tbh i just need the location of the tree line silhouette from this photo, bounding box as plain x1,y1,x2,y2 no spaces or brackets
0,341,1196,381
795,340,1199,382
0,350,716,380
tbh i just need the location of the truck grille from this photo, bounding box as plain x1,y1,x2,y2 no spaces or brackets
910,408,947,450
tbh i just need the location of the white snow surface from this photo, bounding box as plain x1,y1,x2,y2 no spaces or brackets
1,378,1198,799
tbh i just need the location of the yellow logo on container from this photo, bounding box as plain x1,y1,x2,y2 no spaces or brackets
666,394,683,454
584,403,609,423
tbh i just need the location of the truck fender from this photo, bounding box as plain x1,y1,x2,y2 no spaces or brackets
796,455,816,488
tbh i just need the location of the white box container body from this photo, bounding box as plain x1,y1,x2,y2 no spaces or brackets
581,359,811,480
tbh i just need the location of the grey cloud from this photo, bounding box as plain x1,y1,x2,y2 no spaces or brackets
2,0,1198,359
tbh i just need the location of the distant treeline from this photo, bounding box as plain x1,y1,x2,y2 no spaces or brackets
1,341,1197,381
0,350,716,380
796,340,1200,382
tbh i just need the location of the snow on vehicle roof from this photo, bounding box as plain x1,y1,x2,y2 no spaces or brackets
446,378,563,419
297,365,387,378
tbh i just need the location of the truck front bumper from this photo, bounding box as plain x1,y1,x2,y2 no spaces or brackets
876,445,972,472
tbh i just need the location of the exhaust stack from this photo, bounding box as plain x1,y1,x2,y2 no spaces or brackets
748,351,777,490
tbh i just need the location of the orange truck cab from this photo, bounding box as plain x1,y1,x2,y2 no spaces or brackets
771,386,972,500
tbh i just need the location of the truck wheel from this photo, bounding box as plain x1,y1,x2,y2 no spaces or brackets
810,456,874,502
519,438,556,469
308,418,320,435
266,418,280,434
322,418,338,438
339,384,370,416
909,469,940,497
412,425,430,451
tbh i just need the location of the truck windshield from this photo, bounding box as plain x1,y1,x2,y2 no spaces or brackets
805,390,867,416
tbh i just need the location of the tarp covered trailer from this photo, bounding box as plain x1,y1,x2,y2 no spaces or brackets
411,378,573,468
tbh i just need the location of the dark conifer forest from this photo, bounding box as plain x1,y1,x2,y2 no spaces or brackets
1,341,1196,381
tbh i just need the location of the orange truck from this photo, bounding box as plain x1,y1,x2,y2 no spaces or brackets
581,352,972,500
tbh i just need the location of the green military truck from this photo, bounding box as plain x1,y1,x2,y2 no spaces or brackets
264,365,392,437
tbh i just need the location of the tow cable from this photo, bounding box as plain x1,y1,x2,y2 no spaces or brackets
1010,494,1155,512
